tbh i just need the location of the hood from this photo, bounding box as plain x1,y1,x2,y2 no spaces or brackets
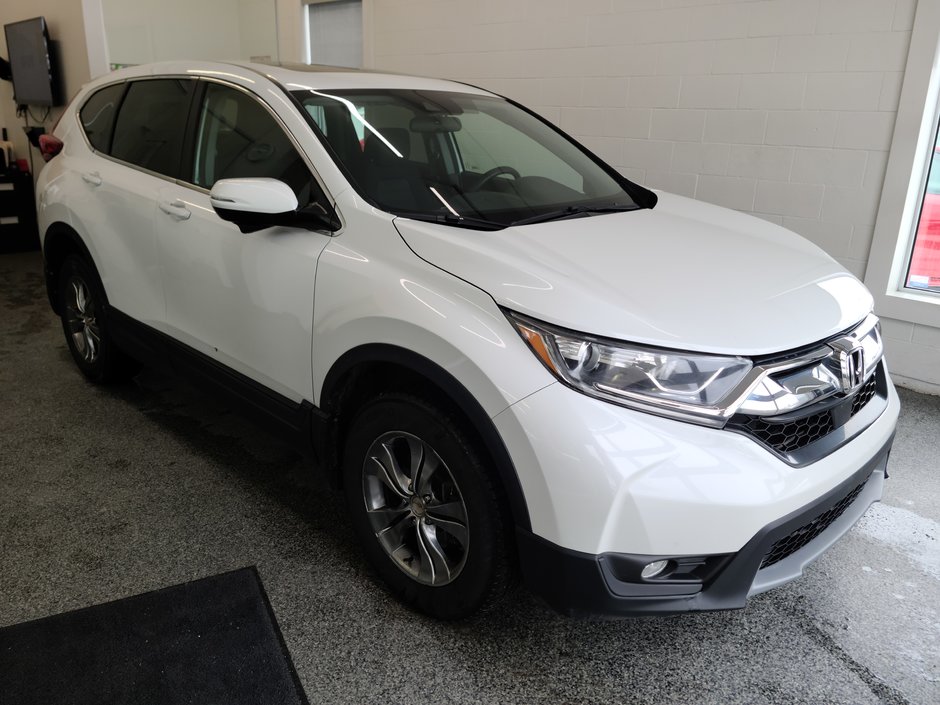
393,192,873,356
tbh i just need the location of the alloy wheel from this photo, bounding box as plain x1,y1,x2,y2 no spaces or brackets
362,431,470,586
64,276,101,363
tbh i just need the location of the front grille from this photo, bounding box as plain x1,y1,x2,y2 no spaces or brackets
851,374,878,415
760,479,868,569
734,409,835,454
727,368,881,458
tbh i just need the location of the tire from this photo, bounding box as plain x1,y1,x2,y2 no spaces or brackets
58,255,139,383
342,393,513,620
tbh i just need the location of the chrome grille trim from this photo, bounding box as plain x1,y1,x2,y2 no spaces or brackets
725,361,886,466
732,313,883,419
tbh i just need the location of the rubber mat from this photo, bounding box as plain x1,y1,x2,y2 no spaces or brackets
0,567,309,705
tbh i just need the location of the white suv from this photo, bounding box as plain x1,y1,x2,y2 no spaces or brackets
36,62,898,619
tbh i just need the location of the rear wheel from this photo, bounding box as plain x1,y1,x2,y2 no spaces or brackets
342,394,512,619
58,255,139,383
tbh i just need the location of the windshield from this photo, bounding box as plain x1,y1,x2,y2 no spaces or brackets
290,88,639,228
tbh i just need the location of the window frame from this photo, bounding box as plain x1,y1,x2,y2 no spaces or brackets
176,78,337,215
76,77,196,185
75,74,341,230
107,77,197,180
865,0,940,328
186,81,303,191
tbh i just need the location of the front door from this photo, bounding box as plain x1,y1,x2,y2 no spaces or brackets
155,81,334,402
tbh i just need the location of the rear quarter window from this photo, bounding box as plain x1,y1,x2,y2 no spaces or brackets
79,83,125,153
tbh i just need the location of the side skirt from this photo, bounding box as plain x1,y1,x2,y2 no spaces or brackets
108,307,329,464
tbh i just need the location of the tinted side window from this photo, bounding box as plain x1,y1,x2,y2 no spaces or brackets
79,83,125,153
192,83,315,204
110,79,193,177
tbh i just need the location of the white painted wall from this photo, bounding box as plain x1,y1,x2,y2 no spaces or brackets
238,0,278,62
102,0,239,65
365,0,940,391
276,0,305,63
100,0,277,66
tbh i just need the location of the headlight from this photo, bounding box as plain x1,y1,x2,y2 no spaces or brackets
508,312,754,426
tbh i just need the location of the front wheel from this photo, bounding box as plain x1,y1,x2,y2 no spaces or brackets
342,394,512,619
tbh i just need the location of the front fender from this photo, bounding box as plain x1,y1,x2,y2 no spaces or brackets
312,224,553,416
312,201,557,531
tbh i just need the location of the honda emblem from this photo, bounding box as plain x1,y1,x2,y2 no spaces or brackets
829,338,865,393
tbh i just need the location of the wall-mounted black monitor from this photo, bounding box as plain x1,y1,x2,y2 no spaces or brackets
4,16,58,106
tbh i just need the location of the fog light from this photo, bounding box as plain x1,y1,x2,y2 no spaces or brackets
641,560,670,579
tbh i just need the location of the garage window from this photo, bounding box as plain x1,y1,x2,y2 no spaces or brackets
866,1,940,328
906,127,940,292
305,0,362,68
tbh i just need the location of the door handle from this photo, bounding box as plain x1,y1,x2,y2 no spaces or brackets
159,200,192,221
81,172,102,187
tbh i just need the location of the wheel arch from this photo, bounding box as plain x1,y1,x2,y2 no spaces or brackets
320,343,532,532
42,222,102,315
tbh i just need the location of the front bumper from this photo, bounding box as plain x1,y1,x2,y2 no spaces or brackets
494,359,899,616
516,433,892,616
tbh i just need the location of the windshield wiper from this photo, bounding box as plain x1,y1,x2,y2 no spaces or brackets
394,211,506,231
393,204,637,230
509,204,638,227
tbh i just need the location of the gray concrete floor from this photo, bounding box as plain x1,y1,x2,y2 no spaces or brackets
1,249,938,705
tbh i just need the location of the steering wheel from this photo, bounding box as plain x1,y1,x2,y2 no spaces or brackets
473,165,521,191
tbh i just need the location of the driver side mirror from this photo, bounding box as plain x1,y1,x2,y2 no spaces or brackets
209,178,341,233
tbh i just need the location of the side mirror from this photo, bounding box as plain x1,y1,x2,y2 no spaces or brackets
209,178,340,233
210,177,298,214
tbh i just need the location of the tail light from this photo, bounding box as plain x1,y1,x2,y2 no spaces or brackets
38,134,63,162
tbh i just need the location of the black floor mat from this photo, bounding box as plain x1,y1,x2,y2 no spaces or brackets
0,567,309,705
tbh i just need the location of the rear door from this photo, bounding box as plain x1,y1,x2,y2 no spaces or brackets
68,78,194,326
154,79,334,401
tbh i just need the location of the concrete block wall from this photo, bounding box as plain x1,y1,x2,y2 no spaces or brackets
368,0,940,391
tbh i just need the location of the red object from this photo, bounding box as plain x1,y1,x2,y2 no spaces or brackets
908,194,940,290
16,158,29,172
38,133,64,162
907,148,940,291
